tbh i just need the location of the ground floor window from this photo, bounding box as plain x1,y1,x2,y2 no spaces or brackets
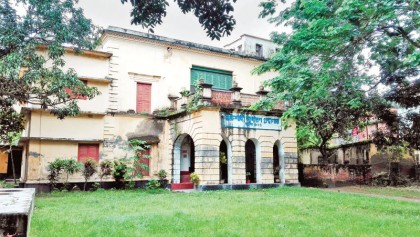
78,144,99,162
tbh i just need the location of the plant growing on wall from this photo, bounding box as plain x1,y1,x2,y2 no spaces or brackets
82,159,97,191
62,159,82,190
186,80,204,112
125,139,151,180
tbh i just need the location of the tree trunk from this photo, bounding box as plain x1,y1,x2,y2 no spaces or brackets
10,150,17,185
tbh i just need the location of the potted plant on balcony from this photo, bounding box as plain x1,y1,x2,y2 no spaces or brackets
246,172,251,184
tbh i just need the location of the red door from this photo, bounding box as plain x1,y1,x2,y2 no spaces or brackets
136,83,151,113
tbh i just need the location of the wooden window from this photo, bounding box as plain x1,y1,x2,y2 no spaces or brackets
190,66,233,91
135,149,150,177
136,82,152,113
65,79,88,100
78,144,99,162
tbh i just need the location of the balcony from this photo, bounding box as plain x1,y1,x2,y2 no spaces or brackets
167,81,285,112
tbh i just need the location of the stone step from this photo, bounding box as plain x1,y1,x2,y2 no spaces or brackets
171,183,194,190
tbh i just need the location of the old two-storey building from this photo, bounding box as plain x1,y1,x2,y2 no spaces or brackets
3,27,299,190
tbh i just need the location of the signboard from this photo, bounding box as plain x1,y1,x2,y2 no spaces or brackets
222,113,281,131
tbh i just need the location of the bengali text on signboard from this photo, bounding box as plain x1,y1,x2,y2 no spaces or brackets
221,113,281,131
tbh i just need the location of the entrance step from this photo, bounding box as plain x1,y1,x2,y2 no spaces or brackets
171,182,194,190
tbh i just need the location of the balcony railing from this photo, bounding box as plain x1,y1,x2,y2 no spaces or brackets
170,81,285,111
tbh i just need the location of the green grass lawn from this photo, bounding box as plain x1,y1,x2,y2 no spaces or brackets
32,187,420,237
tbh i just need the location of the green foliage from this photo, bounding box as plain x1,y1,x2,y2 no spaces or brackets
112,160,127,187
190,172,200,185
120,0,238,40
99,160,113,181
47,158,66,189
82,159,97,191
146,179,161,190
186,80,204,112
157,169,167,180
255,0,420,156
62,159,82,187
124,139,151,180
0,0,101,143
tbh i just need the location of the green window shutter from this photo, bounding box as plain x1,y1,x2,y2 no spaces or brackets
190,66,232,91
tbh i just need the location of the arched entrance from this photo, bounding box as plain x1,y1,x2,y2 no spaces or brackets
245,140,256,183
173,134,195,184
274,140,285,183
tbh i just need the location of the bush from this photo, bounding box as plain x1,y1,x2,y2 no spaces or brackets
113,160,127,189
190,172,200,185
157,169,167,180
99,160,113,183
62,159,82,190
82,159,98,191
47,159,66,190
146,179,161,190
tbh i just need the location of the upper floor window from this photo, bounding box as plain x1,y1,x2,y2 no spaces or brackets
256,44,263,57
190,66,233,91
136,82,152,113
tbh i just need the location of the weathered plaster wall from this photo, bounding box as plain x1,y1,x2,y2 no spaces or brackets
101,35,277,113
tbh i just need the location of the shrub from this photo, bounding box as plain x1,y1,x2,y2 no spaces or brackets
146,179,161,190
62,159,82,190
190,172,200,185
113,160,127,189
99,160,113,184
157,169,167,180
47,159,66,190
82,159,98,191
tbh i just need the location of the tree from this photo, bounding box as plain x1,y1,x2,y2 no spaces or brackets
120,0,238,40
256,0,419,157
0,0,100,143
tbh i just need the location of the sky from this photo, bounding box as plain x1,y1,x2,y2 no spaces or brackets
77,0,282,48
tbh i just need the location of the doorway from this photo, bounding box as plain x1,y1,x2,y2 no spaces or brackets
245,140,256,183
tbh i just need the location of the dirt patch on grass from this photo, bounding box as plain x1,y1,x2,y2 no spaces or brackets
324,185,420,203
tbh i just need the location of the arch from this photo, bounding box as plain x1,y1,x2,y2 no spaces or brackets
173,134,195,184
245,139,261,183
274,140,285,184
219,135,233,184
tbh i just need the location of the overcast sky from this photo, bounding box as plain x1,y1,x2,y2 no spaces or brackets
77,0,282,48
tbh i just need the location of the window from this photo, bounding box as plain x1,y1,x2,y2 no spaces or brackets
135,149,150,176
190,66,233,91
136,82,152,113
65,79,88,100
256,44,263,57
237,45,242,51
78,144,99,162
